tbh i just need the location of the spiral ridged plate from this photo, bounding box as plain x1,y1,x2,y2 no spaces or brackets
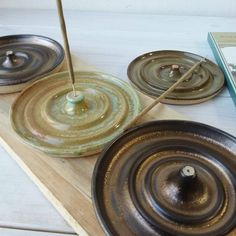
92,120,236,236
0,34,64,93
127,50,224,104
11,71,141,157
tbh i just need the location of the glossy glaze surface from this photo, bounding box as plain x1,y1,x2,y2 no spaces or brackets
0,34,64,93
11,71,141,157
127,50,225,104
93,120,236,236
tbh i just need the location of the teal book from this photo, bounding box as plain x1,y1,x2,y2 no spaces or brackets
208,32,236,106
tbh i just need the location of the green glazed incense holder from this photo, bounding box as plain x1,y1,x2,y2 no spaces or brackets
11,71,141,157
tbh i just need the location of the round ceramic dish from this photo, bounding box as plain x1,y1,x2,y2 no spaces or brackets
92,120,236,236
0,34,64,94
11,71,141,157
127,50,225,105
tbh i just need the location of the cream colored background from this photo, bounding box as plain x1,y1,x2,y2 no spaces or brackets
0,0,236,17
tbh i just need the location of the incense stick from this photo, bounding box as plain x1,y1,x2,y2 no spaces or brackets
56,0,76,96
124,59,204,130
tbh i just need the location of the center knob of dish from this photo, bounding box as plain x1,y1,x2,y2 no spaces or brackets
168,64,182,79
2,50,26,68
64,91,88,115
176,166,199,199
164,165,200,204
180,165,196,179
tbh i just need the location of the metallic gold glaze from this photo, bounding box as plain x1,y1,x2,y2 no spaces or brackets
11,71,141,157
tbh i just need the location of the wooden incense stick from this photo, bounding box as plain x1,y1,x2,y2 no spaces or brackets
56,0,76,96
124,59,204,130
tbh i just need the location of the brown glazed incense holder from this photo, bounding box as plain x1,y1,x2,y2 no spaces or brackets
0,34,64,93
92,120,236,236
127,50,224,104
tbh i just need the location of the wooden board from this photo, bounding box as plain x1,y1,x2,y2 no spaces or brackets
0,61,188,236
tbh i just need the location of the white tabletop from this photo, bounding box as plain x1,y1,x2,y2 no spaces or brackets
0,9,236,235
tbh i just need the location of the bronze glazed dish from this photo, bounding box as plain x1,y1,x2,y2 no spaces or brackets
127,50,225,104
92,120,236,236
0,34,64,93
11,71,141,157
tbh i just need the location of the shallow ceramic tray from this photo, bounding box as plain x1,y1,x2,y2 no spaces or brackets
92,120,236,236
0,34,64,93
11,71,141,157
127,50,225,105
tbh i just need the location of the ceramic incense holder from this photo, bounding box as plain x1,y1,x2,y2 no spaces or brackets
127,50,224,104
92,120,236,236
11,71,141,157
0,34,64,94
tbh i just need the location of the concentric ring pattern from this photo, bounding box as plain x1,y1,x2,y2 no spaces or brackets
92,120,236,236
11,71,141,157
0,34,64,92
127,50,224,104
